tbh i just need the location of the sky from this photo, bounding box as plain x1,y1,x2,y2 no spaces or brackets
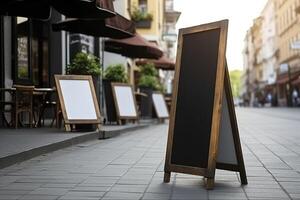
173,0,268,71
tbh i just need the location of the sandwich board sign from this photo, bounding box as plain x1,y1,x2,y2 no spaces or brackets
111,83,139,124
164,20,247,189
152,92,169,119
54,75,101,131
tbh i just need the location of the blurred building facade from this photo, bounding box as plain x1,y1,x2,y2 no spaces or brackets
129,0,180,93
242,0,300,107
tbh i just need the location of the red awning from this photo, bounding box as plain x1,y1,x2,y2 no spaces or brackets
276,71,300,84
136,54,175,70
104,33,163,59
52,13,135,39
277,76,290,84
0,0,116,20
51,0,115,19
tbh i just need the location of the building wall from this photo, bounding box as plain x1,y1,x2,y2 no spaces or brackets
114,0,131,18
131,0,164,42
276,0,300,71
243,0,300,107
3,16,13,88
261,0,277,84
275,0,300,106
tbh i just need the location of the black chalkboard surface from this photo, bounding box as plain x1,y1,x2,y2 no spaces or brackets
171,29,220,169
164,20,247,189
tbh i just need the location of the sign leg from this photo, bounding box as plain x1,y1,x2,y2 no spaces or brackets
206,178,215,190
240,168,248,185
65,124,71,132
164,172,171,183
97,124,101,131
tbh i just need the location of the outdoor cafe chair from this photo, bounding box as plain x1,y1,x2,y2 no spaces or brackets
14,85,35,128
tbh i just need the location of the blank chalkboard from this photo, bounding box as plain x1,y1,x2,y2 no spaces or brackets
164,20,247,189
170,28,221,168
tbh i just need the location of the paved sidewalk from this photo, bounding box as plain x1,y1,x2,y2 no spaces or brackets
0,108,300,199
0,123,149,169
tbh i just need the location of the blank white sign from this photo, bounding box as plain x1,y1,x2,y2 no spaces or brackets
59,80,97,120
217,91,238,165
113,85,137,117
152,93,169,118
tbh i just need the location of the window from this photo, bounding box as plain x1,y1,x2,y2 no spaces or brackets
13,17,49,86
16,17,30,80
139,0,147,13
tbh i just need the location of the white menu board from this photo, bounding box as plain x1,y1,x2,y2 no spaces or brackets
113,85,138,118
152,93,169,118
59,80,97,120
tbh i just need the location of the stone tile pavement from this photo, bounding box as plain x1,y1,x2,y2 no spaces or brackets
0,108,300,199
0,123,149,169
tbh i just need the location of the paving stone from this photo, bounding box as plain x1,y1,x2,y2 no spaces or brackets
141,192,170,200
27,188,69,196
102,191,143,200
18,195,60,200
0,195,23,200
110,184,148,193
208,192,247,199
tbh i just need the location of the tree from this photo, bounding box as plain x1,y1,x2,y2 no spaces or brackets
229,70,242,98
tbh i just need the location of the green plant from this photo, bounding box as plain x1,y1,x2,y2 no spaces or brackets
138,63,161,90
139,63,158,76
66,52,101,77
138,75,160,90
104,64,128,83
18,66,29,78
131,6,153,22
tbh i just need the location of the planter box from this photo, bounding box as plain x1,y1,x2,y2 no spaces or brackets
103,80,117,123
139,87,153,119
135,20,151,28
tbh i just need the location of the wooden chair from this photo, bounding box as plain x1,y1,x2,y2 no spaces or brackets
0,90,15,127
14,85,35,128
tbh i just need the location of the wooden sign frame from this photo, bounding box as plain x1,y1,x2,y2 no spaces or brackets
164,20,247,189
111,83,139,123
152,92,169,120
54,75,101,131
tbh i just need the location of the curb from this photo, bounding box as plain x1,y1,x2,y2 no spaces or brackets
99,124,149,139
0,124,149,169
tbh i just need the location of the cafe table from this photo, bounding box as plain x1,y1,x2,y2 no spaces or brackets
0,87,56,127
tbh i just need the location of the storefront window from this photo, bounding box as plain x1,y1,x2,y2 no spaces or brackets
14,17,49,86
16,17,29,80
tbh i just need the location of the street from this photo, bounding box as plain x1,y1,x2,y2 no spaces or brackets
0,108,300,200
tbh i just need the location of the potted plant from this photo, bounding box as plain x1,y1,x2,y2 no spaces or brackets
66,52,101,131
131,6,153,28
66,52,101,78
137,63,160,118
103,64,128,123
